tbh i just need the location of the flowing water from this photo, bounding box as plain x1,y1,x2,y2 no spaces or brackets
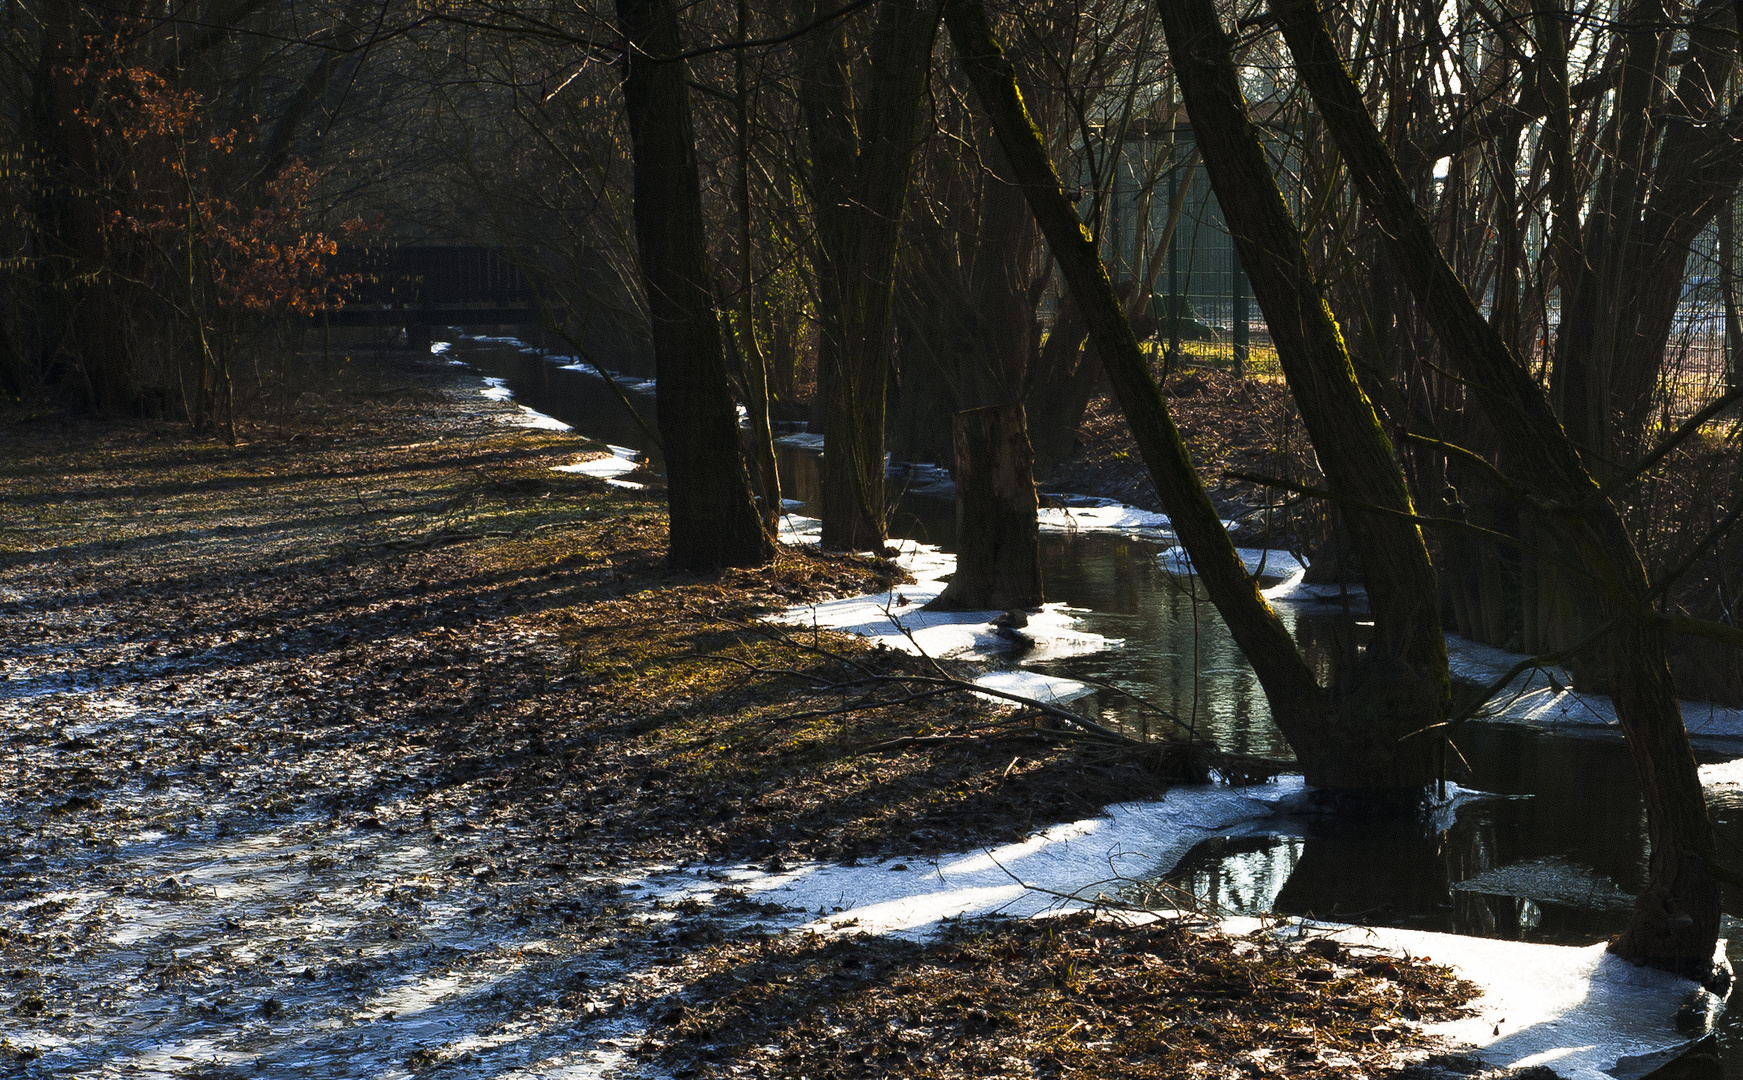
452,335,1743,1075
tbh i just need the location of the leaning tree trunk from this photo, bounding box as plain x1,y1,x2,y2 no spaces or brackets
1272,0,1721,975
616,0,771,572
1157,0,1450,793
927,404,1043,611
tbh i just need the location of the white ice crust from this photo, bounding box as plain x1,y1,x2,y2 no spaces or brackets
552,445,640,478
768,527,1112,671
1039,502,1171,535
774,430,826,452
1443,633,1743,744
1161,545,1309,581
970,669,1094,707
639,775,1721,1080
649,779,1309,936
1261,921,1725,1080
477,377,571,431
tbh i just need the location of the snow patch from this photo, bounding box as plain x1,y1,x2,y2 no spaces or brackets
508,406,571,431
477,376,572,431
1445,634,1743,743
1263,920,1727,1080
1160,545,1308,582
769,539,1111,662
1450,856,1635,912
775,431,826,452
649,779,1309,936
1038,503,1171,535
636,776,1722,1080
1261,565,1370,605
552,446,640,478
891,462,954,499
971,669,1094,707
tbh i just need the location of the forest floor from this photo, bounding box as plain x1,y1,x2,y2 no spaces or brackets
1046,365,1319,547
0,354,1483,1079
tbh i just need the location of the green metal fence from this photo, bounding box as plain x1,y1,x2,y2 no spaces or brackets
1097,130,1269,374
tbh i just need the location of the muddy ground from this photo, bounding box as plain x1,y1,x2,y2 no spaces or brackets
1,355,1476,1078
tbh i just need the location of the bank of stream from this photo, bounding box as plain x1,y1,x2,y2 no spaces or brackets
4,339,1740,1079
450,332,1743,1077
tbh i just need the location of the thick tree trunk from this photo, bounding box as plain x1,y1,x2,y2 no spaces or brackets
1156,0,1450,790
927,404,1042,611
616,0,771,573
1025,294,1097,476
890,121,1042,469
798,0,935,552
1272,0,1721,974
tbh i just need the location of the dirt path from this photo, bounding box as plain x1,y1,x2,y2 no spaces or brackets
0,356,1475,1079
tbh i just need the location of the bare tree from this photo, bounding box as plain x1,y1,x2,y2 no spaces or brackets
615,0,771,571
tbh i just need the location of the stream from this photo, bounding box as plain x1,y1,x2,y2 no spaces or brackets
450,333,1743,1076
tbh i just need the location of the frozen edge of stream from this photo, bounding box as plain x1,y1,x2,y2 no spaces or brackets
638,778,1725,1080
455,351,1735,1079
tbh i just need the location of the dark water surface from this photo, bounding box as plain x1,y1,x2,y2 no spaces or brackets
451,336,1743,1075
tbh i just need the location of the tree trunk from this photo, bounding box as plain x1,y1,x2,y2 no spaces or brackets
33,0,131,415
1156,0,1450,790
798,0,935,552
616,0,771,573
733,0,781,534
927,404,1042,611
1272,0,1721,974
1025,293,1097,476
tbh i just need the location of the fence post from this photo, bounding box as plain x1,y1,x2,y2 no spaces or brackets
1232,248,1249,374
1725,196,1741,394
1167,163,1181,353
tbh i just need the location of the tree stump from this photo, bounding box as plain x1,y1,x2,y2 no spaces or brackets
927,403,1043,611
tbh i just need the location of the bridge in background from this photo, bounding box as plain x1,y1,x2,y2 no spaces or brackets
310,246,543,330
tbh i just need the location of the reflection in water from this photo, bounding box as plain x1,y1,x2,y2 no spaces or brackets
1025,531,1372,760
1155,724,1673,945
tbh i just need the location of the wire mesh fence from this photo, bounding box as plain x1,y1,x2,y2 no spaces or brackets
1099,133,1274,376
1097,128,1741,409
1669,222,1742,419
